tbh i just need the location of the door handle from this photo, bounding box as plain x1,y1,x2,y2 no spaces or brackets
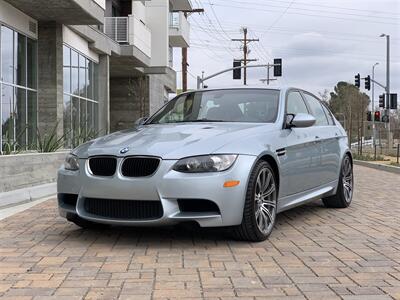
314,136,322,143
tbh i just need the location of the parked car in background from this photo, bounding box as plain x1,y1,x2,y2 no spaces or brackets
58,87,353,242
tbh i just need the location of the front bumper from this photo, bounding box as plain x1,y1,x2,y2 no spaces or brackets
57,155,257,227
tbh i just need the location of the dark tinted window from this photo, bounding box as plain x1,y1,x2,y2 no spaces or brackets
303,93,329,126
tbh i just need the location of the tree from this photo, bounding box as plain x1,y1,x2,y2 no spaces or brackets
318,89,330,106
329,82,370,149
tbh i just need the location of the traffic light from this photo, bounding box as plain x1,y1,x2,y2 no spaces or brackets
233,60,241,80
355,73,360,88
366,111,372,121
374,111,381,122
379,94,385,108
365,75,371,91
390,93,398,109
274,58,282,77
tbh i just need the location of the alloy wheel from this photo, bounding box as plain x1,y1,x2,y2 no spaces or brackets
254,167,277,234
342,156,353,202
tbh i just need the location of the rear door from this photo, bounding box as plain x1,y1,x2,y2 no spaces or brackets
302,92,340,185
280,90,321,196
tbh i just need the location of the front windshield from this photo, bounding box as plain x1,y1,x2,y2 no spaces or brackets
148,89,280,124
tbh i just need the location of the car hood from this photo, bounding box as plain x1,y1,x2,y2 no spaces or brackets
82,123,276,159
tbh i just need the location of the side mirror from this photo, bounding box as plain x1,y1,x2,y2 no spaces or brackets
135,117,148,126
286,113,316,128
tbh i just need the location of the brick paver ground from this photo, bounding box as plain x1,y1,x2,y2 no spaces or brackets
0,165,399,300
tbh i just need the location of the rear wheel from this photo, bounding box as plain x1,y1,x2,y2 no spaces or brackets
322,155,353,208
233,161,278,242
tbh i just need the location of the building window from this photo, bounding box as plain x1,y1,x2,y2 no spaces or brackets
63,45,99,148
0,25,37,153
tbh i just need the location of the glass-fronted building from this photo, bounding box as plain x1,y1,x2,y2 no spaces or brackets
0,25,37,152
63,45,99,147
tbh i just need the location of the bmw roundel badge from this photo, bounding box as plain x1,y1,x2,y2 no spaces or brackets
120,147,130,154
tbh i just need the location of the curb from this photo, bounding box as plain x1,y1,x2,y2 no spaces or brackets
354,160,400,175
0,183,56,209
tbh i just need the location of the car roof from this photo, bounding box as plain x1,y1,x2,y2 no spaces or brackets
185,86,303,94
183,86,322,101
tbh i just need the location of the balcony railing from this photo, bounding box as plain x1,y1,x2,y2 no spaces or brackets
169,12,190,48
104,16,151,57
169,12,180,28
104,17,129,44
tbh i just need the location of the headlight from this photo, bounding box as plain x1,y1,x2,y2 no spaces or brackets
173,155,238,173
65,153,79,171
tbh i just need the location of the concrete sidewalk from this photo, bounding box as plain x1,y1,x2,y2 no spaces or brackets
0,183,56,209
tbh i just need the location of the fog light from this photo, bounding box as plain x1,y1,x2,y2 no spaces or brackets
224,180,240,188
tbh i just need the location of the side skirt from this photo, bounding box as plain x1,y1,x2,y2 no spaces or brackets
277,180,338,213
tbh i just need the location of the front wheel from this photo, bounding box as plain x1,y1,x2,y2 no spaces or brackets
233,161,278,242
322,155,354,208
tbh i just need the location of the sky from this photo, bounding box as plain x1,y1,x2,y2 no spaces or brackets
173,0,400,101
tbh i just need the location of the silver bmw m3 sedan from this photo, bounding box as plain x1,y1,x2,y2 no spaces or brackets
57,87,353,242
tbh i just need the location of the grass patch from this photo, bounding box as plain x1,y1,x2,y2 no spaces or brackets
353,153,386,161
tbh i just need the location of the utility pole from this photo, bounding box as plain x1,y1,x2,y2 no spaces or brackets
181,8,204,92
260,64,278,85
182,13,188,92
231,27,259,85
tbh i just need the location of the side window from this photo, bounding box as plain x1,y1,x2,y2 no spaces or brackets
321,104,335,125
286,91,309,115
303,93,329,126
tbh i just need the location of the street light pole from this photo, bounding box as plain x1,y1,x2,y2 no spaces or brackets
372,62,379,145
380,34,391,149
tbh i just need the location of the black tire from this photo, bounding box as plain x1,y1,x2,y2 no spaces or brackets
322,155,353,208
233,160,278,242
67,215,109,229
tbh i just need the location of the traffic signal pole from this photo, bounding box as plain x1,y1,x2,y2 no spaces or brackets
372,63,379,146
384,35,392,149
197,63,280,89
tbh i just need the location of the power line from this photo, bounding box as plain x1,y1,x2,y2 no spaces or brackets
209,0,400,21
208,0,233,40
245,0,400,17
258,0,296,40
207,3,399,26
191,17,236,57
192,18,400,42
191,40,400,61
